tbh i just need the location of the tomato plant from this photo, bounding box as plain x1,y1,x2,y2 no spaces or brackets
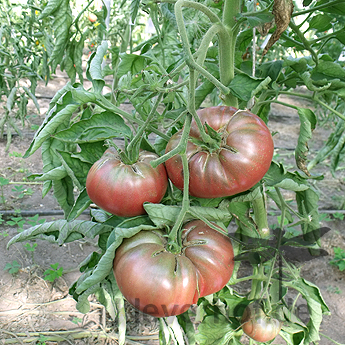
113,220,234,317
241,302,282,342
165,106,274,198
7,0,345,344
86,147,168,217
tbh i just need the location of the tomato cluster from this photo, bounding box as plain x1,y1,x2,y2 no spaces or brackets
113,220,235,317
86,106,274,216
85,106,274,317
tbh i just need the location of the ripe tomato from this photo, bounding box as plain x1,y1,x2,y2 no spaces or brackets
113,220,234,317
86,147,168,217
165,106,274,198
242,302,282,342
88,13,97,23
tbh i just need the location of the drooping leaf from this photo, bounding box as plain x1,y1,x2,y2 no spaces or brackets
284,278,330,343
262,0,294,55
75,221,157,295
7,219,113,248
86,41,108,94
67,188,92,221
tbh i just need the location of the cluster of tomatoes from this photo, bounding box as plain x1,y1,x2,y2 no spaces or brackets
86,106,280,341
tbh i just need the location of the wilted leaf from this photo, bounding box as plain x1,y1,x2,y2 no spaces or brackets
263,0,294,56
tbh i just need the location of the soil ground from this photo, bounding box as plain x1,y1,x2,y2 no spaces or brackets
0,71,345,345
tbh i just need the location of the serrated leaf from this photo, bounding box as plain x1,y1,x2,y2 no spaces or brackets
53,111,132,143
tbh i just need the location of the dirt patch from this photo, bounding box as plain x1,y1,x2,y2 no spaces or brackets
0,75,345,344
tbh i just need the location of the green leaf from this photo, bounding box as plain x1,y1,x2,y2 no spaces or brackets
295,108,317,176
284,278,330,343
6,87,17,112
56,150,91,189
75,222,157,295
296,187,321,255
228,201,257,237
143,203,232,228
308,14,333,32
22,85,40,112
34,166,68,181
195,315,235,345
53,111,132,143
229,74,263,102
117,54,148,78
130,0,141,24
7,219,113,248
39,0,63,18
245,12,274,28
308,120,345,171
49,0,73,71
67,189,92,221
25,91,79,156
73,141,107,164
87,41,108,94
312,60,345,81
264,161,311,192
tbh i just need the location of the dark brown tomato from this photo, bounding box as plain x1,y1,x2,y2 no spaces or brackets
86,147,168,217
242,302,282,342
165,106,274,198
113,220,235,317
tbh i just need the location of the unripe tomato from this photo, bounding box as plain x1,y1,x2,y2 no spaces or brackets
113,220,234,317
242,302,282,342
86,147,168,217
165,106,274,198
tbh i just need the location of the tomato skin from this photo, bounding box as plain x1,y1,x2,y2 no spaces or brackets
165,106,274,198
86,147,168,217
113,220,234,317
182,220,234,298
242,302,282,342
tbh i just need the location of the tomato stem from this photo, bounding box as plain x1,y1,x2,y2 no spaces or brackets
126,93,163,163
167,151,190,251
150,113,192,168
95,95,170,142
